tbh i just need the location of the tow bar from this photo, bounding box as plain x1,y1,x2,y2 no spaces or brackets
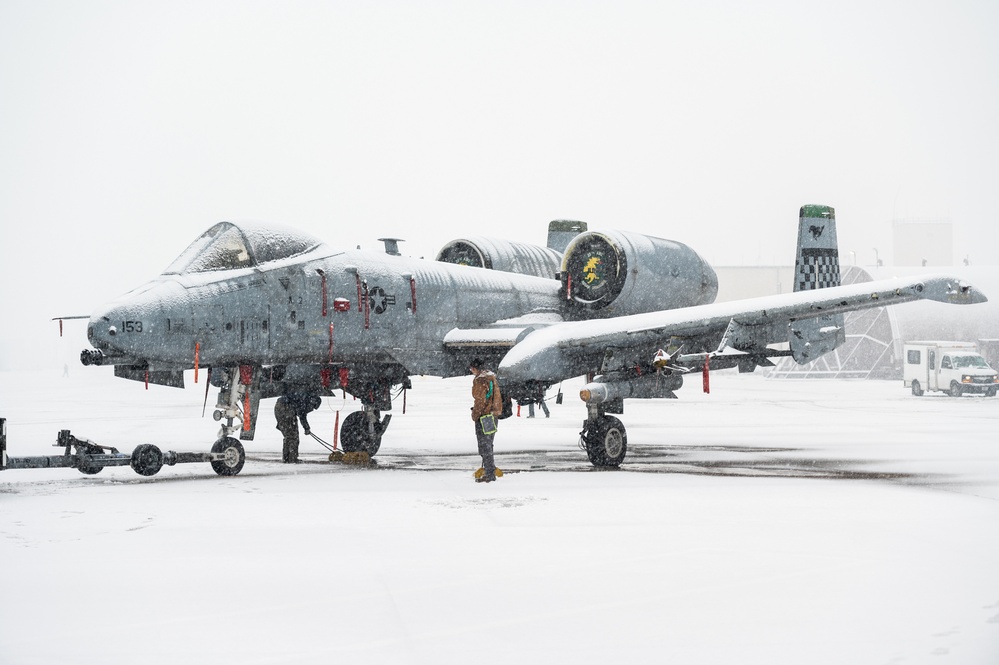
0,417,246,477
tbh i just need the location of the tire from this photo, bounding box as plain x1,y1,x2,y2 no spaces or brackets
583,415,628,467
340,411,382,455
911,380,923,397
77,444,104,475
131,444,164,476
77,459,103,475
986,387,996,398
949,381,963,398
210,437,245,476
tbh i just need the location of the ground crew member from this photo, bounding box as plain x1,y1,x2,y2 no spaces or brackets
275,393,321,463
470,358,503,483
526,387,550,418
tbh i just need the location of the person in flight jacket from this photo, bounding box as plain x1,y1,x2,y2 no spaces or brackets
469,358,503,482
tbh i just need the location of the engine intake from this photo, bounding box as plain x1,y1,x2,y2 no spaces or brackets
560,230,718,317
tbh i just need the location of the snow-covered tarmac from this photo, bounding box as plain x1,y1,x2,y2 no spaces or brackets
1,368,998,664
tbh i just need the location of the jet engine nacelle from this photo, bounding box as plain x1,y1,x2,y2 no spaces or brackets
436,237,562,280
560,230,718,317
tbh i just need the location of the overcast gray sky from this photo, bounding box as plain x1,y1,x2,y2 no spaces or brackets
2,0,997,371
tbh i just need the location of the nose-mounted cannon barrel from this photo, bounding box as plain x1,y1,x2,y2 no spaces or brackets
80,349,143,367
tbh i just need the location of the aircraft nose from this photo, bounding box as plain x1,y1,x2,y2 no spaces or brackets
84,278,173,353
87,309,121,351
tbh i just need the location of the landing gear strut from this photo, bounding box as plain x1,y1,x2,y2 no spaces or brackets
580,406,628,467
210,366,260,441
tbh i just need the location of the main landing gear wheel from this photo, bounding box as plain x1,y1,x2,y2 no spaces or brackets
340,411,383,455
911,380,923,396
582,415,628,467
211,437,245,476
131,444,164,476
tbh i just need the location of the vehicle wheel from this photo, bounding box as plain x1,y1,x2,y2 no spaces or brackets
131,444,164,476
340,411,382,455
77,444,104,475
583,415,628,467
949,381,963,398
210,437,245,476
911,380,923,396
77,459,103,475
986,387,996,397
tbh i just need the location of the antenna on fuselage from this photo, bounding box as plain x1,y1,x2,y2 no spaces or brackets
378,238,405,256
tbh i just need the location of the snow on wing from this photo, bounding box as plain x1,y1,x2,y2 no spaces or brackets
499,274,987,383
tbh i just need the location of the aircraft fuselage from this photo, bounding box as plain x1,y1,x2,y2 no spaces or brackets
87,247,562,380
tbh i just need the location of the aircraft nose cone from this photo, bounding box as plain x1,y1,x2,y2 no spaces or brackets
87,308,121,351
85,278,174,353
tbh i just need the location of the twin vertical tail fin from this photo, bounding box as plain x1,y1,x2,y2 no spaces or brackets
789,205,846,363
794,204,841,292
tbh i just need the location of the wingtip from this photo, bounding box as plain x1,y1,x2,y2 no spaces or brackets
918,276,989,305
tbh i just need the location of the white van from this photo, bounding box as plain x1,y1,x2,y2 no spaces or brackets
903,342,998,397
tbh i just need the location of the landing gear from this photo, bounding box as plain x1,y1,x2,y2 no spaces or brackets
210,366,261,442
210,437,245,476
336,372,406,457
340,409,390,455
580,413,628,467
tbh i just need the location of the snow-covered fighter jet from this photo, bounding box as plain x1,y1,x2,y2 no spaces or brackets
80,205,986,473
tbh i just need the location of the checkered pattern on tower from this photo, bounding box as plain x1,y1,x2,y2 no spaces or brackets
797,248,840,290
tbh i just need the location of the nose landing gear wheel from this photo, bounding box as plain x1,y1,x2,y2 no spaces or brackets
211,437,245,476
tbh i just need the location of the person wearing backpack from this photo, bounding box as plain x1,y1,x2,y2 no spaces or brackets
469,358,503,483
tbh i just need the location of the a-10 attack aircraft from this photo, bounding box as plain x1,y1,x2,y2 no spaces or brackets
77,205,985,475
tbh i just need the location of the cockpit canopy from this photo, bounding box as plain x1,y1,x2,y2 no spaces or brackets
163,222,324,274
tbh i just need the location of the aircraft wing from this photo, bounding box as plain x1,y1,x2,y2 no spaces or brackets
499,274,987,383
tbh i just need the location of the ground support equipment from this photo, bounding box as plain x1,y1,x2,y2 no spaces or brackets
0,418,246,477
